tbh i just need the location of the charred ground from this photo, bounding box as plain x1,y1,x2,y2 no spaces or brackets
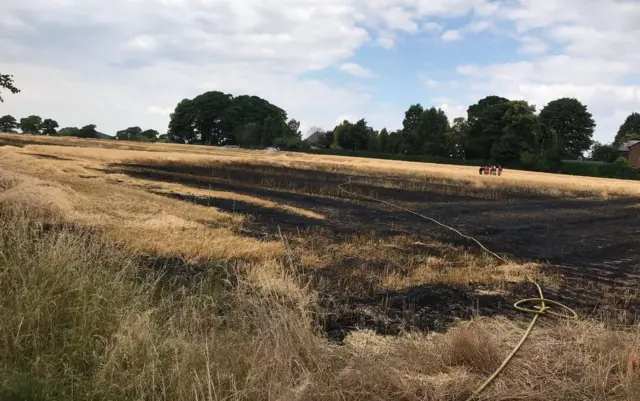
110,160,640,339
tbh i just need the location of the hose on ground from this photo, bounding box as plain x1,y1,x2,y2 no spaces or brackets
338,176,578,401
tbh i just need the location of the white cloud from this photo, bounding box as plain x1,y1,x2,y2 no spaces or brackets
2,0,488,135
441,29,462,42
146,106,172,116
518,36,548,55
127,35,158,51
339,62,374,78
1,0,640,144
424,79,439,88
421,21,442,32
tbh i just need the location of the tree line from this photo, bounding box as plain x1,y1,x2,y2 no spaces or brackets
3,71,639,168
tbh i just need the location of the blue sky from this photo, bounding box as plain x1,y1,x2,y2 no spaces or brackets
2,0,640,143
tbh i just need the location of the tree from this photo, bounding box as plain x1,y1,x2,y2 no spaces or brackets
590,142,618,163
418,107,450,157
141,129,159,141
77,124,98,138
333,119,375,150
57,127,80,137
41,118,59,135
286,119,301,138
0,115,18,133
539,97,595,159
19,115,43,134
465,95,511,159
490,100,540,163
378,128,390,153
446,117,469,159
387,130,404,154
167,90,290,147
401,104,425,153
0,74,20,102
233,123,262,147
615,112,640,145
116,126,143,140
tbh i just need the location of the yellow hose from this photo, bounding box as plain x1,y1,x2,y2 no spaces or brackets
464,278,577,401
338,177,579,401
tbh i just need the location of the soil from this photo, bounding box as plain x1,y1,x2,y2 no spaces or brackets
111,161,640,340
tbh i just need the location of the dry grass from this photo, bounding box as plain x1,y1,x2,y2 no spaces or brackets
1,213,638,401
4,133,640,199
0,133,639,400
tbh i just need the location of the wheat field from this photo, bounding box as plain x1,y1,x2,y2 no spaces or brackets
0,133,639,400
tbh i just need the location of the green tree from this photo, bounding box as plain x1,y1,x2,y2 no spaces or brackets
378,128,390,153
57,127,80,137
0,115,18,133
168,99,197,143
490,100,540,163
590,142,618,163
167,91,289,146
261,115,287,147
401,104,425,154
465,95,511,159
419,107,450,156
387,130,404,154
446,117,469,159
77,124,98,138
141,129,159,141
19,115,43,134
0,74,20,102
233,123,262,147
614,112,640,145
41,118,59,135
539,97,595,159
286,119,301,138
333,119,374,150
116,126,143,140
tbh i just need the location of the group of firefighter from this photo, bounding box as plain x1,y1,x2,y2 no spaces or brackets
479,165,503,176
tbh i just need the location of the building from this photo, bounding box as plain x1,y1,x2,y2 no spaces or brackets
618,140,640,167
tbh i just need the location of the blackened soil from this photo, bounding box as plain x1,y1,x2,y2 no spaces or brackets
110,160,640,338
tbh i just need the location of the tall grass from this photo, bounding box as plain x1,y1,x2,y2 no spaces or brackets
1,213,639,400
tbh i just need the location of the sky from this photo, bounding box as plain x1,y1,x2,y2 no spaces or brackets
1,0,640,143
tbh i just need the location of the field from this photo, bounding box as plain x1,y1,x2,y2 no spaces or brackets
1,132,639,400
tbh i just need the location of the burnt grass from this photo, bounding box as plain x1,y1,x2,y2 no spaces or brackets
110,160,640,340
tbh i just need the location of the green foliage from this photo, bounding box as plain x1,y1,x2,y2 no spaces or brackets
558,161,603,177
539,98,595,159
19,115,43,134
332,119,375,151
378,128,390,153
490,101,540,162
116,126,159,142
590,142,618,163
41,119,59,135
0,73,20,102
77,124,99,139
614,112,640,145
167,91,292,148
560,157,640,180
465,96,511,159
56,127,80,137
447,117,469,159
0,115,18,133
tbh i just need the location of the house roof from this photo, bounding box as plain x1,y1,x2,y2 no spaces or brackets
618,140,640,152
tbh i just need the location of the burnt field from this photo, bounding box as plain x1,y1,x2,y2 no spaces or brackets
111,159,640,338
